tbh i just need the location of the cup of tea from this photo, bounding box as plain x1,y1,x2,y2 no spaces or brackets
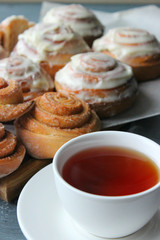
53,131,160,238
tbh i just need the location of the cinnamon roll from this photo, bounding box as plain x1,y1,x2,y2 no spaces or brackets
55,52,137,118
43,4,104,47
93,27,160,81
13,22,90,79
15,92,101,159
0,55,54,101
0,15,34,53
0,78,34,122
0,123,25,178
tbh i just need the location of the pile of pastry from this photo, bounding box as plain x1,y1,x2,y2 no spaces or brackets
0,4,160,178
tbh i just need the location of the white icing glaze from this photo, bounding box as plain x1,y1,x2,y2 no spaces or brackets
75,79,137,103
55,52,133,90
0,55,53,91
15,22,90,64
1,15,27,25
93,27,160,59
43,4,103,37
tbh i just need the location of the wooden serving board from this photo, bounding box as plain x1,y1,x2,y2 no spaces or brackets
0,123,52,202
0,156,52,202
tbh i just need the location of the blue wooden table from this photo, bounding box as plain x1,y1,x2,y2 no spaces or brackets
0,2,160,240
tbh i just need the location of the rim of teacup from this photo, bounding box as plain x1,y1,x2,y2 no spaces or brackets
53,131,160,200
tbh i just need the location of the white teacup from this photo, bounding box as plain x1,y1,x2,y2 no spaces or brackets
53,131,160,238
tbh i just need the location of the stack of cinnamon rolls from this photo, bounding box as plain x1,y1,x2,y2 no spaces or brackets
0,4,160,178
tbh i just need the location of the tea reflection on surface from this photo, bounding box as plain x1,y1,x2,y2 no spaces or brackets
62,146,160,196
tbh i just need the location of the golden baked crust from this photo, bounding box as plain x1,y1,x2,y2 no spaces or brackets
102,50,160,82
0,15,34,53
40,54,73,80
55,79,137,119
15,92,101,159
0,123,26,178
0,78,34,122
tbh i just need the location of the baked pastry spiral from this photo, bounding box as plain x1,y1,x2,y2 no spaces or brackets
13,22,90,79
55,52,137,118
0,55,54,101
0,123,26,178
15,92,101,159
93,27,160,81
43,4,104,47
0,15,34,53
0,78,34,122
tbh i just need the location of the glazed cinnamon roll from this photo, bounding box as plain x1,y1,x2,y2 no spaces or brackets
0,15,34,53
0,55,54,101
93,27,160,81
15,92,101,159
43,4,104,47
13,22,90,79
0,78,34,122
0,123,26,178
55,52,137,118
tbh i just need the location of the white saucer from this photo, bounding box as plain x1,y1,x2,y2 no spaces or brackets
17,164,160,240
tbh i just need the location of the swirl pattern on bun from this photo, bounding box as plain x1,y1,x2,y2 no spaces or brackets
0,77,34,122
93,27,160,81
14,22,90,79
0,123,26,178
0,55,54,101
55,52,137,118
15,92,100,159
43,4,104,47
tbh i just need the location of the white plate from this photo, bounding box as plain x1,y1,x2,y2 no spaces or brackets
17,164,160,240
